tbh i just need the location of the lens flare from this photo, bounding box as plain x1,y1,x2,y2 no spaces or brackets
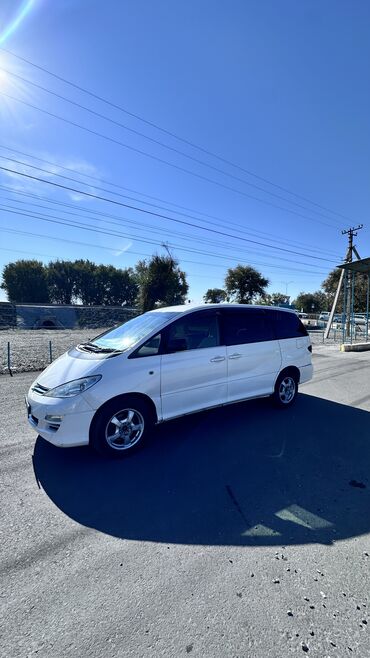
0,69,9,87
0,0,36,45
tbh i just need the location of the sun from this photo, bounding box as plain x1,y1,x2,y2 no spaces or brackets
0,68,10,89
0,56,28,96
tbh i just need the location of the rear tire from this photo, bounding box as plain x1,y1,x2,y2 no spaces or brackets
272,371,298,408
90,396,154,457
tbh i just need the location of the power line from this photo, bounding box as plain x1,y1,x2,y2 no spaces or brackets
0,147,341,258
0,245,216,279
0,230,329,278
1,197,262,262
0,91,341,231
0,227,123,254
0,66,347,227
0,209,330,276
0,163,338,263
0,195,301,261
6,152,333,253
0,199,330,272
0,196,332,271
0,183,341,263
0,245,223,280
0,46,353,223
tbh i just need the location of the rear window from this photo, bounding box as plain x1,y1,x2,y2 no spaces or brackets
274,310,308,339
222,309,274,345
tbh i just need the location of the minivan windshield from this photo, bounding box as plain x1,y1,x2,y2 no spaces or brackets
85,311,178,352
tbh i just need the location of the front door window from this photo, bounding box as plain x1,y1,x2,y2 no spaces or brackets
165,312,220,352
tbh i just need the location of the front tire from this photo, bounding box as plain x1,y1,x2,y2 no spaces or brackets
273,371,298,408
90,396,154,457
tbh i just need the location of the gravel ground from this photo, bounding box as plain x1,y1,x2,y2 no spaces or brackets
1,348,370,657
0,328,366,376
0,328,111,374
0,328,342,376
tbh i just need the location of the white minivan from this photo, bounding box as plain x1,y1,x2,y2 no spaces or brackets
26,304,313,457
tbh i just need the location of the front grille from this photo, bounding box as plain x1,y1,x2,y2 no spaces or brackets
32,382,49,395
31,415,39,426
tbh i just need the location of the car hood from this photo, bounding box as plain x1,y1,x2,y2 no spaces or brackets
35,349,104,390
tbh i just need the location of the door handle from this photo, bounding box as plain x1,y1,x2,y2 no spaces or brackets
210,356,226,362
228,353,242,359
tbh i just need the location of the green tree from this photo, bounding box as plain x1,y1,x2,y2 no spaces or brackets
270,292,290,306
93,265,138,306
225,265,269,304
1,260,50,303
203,288,227,304
48,260,139,306
47,260,77,304
293,291,328,314
257,292,290,306
71,261,137,306
136,253,188,312
321,268,369,313
72,260,97,305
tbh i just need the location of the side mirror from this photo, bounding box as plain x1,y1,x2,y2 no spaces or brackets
167,338,187,353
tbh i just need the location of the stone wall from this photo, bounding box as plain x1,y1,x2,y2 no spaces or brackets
0,302,16,329
75,306,137,328
0,303,138,330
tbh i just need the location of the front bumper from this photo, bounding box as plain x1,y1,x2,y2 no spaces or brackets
26,388,95,447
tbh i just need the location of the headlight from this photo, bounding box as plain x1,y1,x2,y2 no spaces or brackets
45,375,102,398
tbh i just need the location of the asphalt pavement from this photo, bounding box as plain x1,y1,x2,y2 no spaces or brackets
1,346,370,657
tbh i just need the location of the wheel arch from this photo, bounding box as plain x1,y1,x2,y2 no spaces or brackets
89,392,158,443
275,365,300,388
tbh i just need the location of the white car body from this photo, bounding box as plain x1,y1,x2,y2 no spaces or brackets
26,304,313,448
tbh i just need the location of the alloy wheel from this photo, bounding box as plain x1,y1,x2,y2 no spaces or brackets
105,408,145,450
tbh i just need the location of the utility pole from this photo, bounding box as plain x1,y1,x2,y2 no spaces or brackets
324,224,363,340
342,226,362,260
281,281,293,297
342,226,363,337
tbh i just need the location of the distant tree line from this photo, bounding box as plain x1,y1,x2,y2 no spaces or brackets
1,259,271,310
1,259,138,307
205,268,369,313
292,271,369,314
1,255,188,312
2,256,368,314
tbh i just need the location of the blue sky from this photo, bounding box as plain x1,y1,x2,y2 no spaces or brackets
0,0,369,303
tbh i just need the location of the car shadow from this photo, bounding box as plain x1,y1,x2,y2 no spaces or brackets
33,394,370,546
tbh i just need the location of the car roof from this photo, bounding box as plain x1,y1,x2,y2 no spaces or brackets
150,303,297,315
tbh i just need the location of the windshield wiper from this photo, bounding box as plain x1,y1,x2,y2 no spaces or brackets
78,342,122,354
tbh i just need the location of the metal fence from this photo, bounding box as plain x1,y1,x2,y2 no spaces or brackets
309,325,369,345
2,325,369,376
3,339,65,376
0,328,107,375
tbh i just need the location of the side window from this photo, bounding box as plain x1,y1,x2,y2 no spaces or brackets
223,309,274,345
133,333,162,358
274,311,308,339
164,313,219,353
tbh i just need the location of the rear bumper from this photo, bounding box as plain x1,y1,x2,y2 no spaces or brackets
299,363,313,385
